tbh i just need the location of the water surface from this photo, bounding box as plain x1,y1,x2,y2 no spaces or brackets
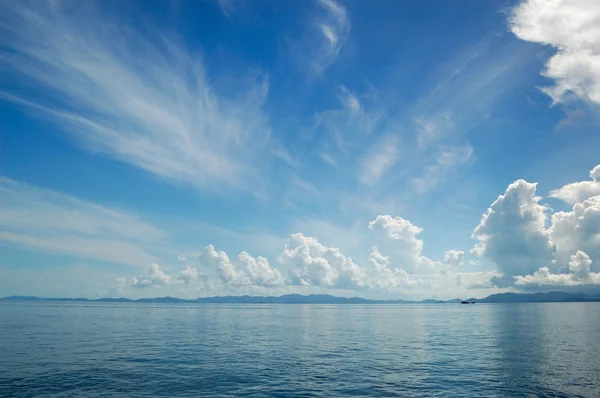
1,302,599,397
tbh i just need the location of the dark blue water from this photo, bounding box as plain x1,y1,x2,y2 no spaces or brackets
1,302,599,397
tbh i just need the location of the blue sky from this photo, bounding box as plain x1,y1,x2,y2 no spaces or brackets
1,0,599,299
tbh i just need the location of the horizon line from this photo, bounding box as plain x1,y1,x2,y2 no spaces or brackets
2,291,599,303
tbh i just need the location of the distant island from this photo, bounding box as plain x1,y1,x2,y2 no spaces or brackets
2,291,600,304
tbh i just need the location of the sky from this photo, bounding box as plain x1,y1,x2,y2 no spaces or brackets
0,0,599,300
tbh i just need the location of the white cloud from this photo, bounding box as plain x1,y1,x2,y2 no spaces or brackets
198,245,285,287
412,144,474,193
547,195,600,272
471,179,555,285
199,245,251,286
368,215,448,274
444,250,464,268
128,264,171,288
569,250,594,280
0,178,163,266
514,267,575,286
318,151,339,169
368,247,419,289
272,146,300,170
434,144,475,169
414,112,455,150
178,265,199,284
472,170,600,287
118,244,286,291
359,135,401,186
337,85,362,116
369,215,424,257
292,219,365,259
108,167,600,296
313,87,387,180
593,165,600,180
238,251,286,287
0,232,158,268
309,0,350,75
0,2,271,192
216,0,234,17
278,233,424,290
279,233,368,289
456,270,501,289
514,251,600,286
292,177,321,197
510,0,600,105
549,164,600,204
119,263,199,288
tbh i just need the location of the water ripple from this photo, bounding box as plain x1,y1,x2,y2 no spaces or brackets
1,302,599,397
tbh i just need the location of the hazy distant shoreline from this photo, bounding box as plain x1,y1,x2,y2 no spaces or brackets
2,291,600,304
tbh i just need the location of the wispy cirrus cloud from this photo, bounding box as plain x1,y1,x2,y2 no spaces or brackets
414,112,455,151
0,178,164,266
215,0,235,17
410,39,537,144
0,1,272,194
359,134,401,187
298,0,350,76
411,144,474,193
337,84,362,116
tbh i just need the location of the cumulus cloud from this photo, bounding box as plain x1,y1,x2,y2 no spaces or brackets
199,245,249,286
199,245,285,287
514,251,600,286
279,233,368,289
510,0,600,105
108,215,501,296
277,232,422,290
456,271,501,289
547,195,600,271
178,265,199,284
444,250,464,268
368,247,419,289
0,1,271,192
130,264,171,288
119,245,284,290
112,166,600,295
368,215,447,274
369,215,424,258
119,263,199,288
471,180,555,285
472,169,600,288
549,164,600,204
238,251,286,287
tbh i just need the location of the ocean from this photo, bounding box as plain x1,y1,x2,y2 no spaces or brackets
1,301,599,397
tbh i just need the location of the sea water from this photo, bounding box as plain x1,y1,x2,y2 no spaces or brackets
1,302,599,397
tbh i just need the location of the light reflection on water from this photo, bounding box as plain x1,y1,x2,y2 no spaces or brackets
1,302,599,397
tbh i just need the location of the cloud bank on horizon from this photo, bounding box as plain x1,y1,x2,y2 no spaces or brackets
0,0,599,299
